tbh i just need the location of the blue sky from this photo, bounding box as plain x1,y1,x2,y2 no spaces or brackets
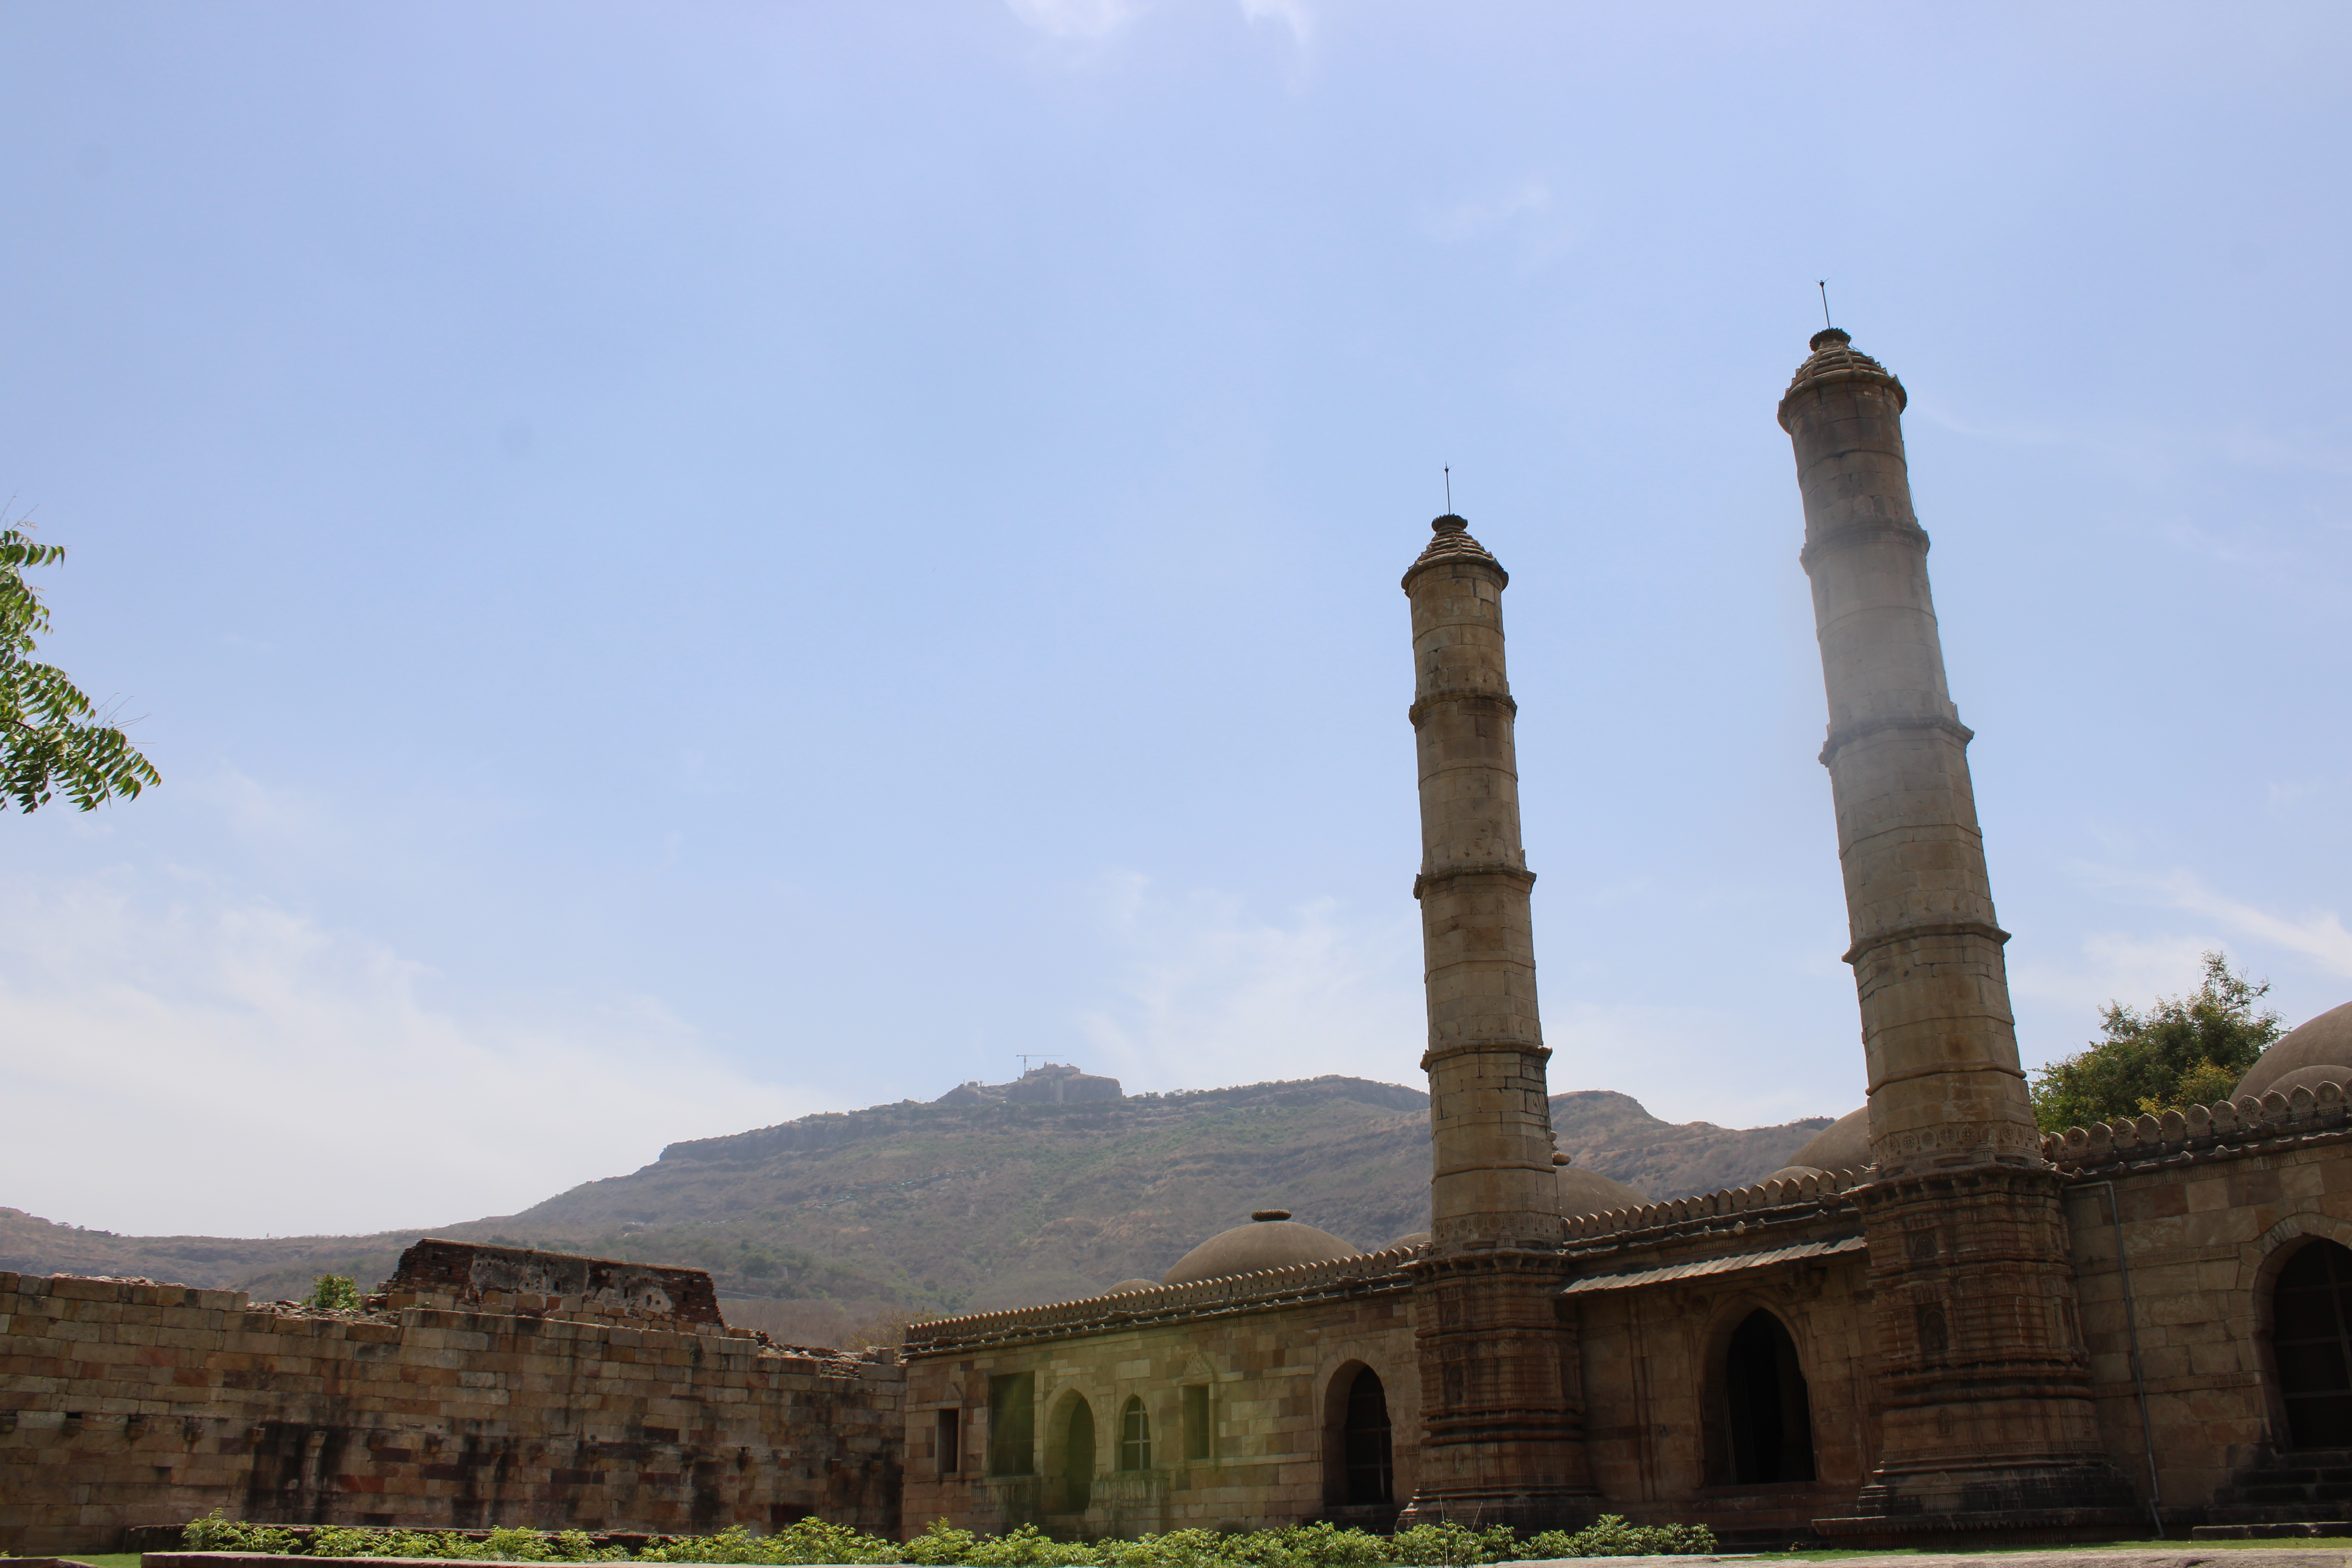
3,1,2347,1238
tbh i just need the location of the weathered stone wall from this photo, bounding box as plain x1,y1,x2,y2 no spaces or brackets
2053,1088,2352,1525
0,1270,902,1557
901,1251,1421,1538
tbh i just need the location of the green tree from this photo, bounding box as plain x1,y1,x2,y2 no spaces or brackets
2029,951,2287,1132
2,524,160,812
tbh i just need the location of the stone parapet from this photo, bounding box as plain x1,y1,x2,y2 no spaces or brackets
903,1246,1422,1357
2044,1083,2352,1173
1562,1170,1863,1244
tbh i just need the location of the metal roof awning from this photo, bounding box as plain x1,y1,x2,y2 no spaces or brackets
1558,1233,1867,1296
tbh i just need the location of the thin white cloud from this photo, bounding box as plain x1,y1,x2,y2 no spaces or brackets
2010,929,2225,1056
1422,178,1556,245
1239,0,1312,47
1076,871,1422,1093
1073,871,1857,1128
2100,868,2352,978
0,869,826,1238
1004,0,1149,40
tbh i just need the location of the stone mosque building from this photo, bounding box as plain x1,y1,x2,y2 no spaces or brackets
14,327,2352,1555
892,328,2352,1545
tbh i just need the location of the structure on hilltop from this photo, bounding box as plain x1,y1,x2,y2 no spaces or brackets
934,1063,1125,1107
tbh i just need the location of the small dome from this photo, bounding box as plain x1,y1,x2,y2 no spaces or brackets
1381,1230,1432,1252
1104,1278,1161,1295
1762,1164,1828,1185
1788,1106,1870,1173
1559,1164,1648,1217
1160,1213,1360,1286
2236,1002,2352,1101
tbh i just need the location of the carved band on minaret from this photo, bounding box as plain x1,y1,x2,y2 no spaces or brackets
1394,512,1595,1532
1783,327,2138,1539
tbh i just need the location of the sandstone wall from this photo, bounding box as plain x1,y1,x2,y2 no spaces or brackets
0,1272,902,1557
902,1253,1421,1537
2054,1091,2352,1523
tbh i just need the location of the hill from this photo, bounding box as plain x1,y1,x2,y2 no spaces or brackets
0,1074,1831,1331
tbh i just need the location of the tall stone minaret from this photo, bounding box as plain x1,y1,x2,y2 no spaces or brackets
1781,330,2136,1535
1397,513,1592,1530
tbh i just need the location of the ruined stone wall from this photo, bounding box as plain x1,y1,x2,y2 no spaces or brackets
901,1252,1421,1538
2052,1089,2352,1524
0,1272,902,1557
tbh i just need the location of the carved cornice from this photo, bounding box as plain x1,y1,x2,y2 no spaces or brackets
1841,918,2011,967
1798,518,1932,573
1412,863,1537,900
1407,690,1518,727
1818,711,1975,766
1419,1038,1550,1069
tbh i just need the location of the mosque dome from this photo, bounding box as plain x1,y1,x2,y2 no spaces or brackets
1778,1105,1870,1176
1557,1162,1648,1216
1160,1210,1361,1286
2235,1002,2352,1101
1103,1278,1162,1295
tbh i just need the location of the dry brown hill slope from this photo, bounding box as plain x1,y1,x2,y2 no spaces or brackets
0,1076,1831,1325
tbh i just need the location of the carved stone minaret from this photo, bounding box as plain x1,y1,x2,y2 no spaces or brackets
1782,330,2137,1537
1397,513,1592,1530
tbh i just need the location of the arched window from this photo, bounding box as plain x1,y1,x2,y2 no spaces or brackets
2273,1240,2352,1448
1118,1396,1151,1470
1342,1366,1393,1505
1059,1394,1095,1512
1723,1309,1815,1485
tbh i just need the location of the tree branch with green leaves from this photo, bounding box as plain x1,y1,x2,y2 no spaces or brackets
2,524,160,813
2029,951,2286,1131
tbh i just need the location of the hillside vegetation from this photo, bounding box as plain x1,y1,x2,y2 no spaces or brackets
1,1076,1829,1328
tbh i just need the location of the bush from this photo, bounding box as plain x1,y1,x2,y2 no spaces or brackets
303,1275,364,1311
1524,1516,1716,1558
182,1511,1716,1564
185,1512,298,1554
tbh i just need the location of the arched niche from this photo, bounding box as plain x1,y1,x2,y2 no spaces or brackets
1706,1306,1816,1485
1320,1360,1394,1507
2270,1238,2352,1448
1045,1388,1096,1514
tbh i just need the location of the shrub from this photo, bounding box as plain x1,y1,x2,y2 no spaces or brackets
1525,1515,1716,1558
303,1275,364,1311
180,1510,1717,1564
185,1511,298,1554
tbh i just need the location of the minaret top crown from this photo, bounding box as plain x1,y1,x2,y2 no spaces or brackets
1779,326,1907,430
1402,512,1507,592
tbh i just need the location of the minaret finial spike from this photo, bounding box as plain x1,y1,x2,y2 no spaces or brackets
1818,280,1833,330
1444,465,1452,513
